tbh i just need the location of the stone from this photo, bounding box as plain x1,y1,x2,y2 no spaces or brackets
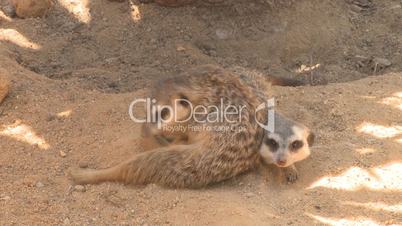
12,0,52,18
244,192,254,198
2,4,16,17
215,28,231,40
63,218,70,225
35,181,44,188
0,195,11,201
59,151,67,158
78,162,89,168
373,57,392,67
176,46,186,52
74,185,86,192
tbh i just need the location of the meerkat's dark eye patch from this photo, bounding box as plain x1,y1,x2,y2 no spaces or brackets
160,108,170,120
290,140,304,151
178,93,190,107
265,138,279,152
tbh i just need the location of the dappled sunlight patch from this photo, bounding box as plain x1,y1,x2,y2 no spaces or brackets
0,120,50,150
396,138,402,144
58,0,91,24
342,201,402,214
0,29,41,49
129,0,141,22
360,95,377,100
295,63,321,74
0,9,12,22
381,92,402,110
357,122,402,139
307,163,402,191
356,148,376,155
307,213,385,226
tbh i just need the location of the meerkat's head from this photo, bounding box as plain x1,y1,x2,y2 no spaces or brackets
259,113,315,168
145,65,230,132
142,72,210,147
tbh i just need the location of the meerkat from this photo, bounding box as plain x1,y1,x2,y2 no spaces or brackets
140,65,305,150
69,65,314,188
141,111,314,182
140,66,314,182
69,65,267,188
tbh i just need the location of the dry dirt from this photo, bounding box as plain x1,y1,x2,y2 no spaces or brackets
0,0,402,225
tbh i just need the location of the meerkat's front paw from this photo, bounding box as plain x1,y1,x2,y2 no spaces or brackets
282,165,299,183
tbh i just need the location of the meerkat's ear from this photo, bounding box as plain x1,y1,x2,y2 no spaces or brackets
307,132,315,147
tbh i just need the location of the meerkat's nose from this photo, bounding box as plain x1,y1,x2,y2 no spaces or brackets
277,159,287,166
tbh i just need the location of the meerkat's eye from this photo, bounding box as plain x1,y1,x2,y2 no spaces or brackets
160,108,170,120
290,140,304,151
265,138,279,152
178,94,190,107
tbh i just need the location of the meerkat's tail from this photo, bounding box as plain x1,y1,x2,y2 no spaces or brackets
69,166,124,185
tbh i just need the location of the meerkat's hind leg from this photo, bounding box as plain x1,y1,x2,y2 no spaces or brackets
282,165,299,183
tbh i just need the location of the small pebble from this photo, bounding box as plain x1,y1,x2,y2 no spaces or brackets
244,192,254,198
215,28,231,40
314,205,322,210
0,195,11,201
13,0,52,18
373,57,392,67
176,46,186,52
46,113,56,121
2,4,16,17
36,181,44,188
74,185,86,192
78,162,89,168
63,218,70,225
59,151,67,158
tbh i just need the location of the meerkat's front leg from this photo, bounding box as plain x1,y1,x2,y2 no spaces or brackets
282,164,299,183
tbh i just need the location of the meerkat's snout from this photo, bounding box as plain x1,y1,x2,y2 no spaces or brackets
267,136,312,168
276,157,288,167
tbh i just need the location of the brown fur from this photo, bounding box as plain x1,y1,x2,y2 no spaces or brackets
70,65,270,188
141,67,304,151
141,111,314,183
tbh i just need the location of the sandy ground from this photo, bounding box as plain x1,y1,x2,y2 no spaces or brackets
0,0,401,225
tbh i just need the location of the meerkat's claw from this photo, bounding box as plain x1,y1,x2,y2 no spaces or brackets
283,165,299,183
